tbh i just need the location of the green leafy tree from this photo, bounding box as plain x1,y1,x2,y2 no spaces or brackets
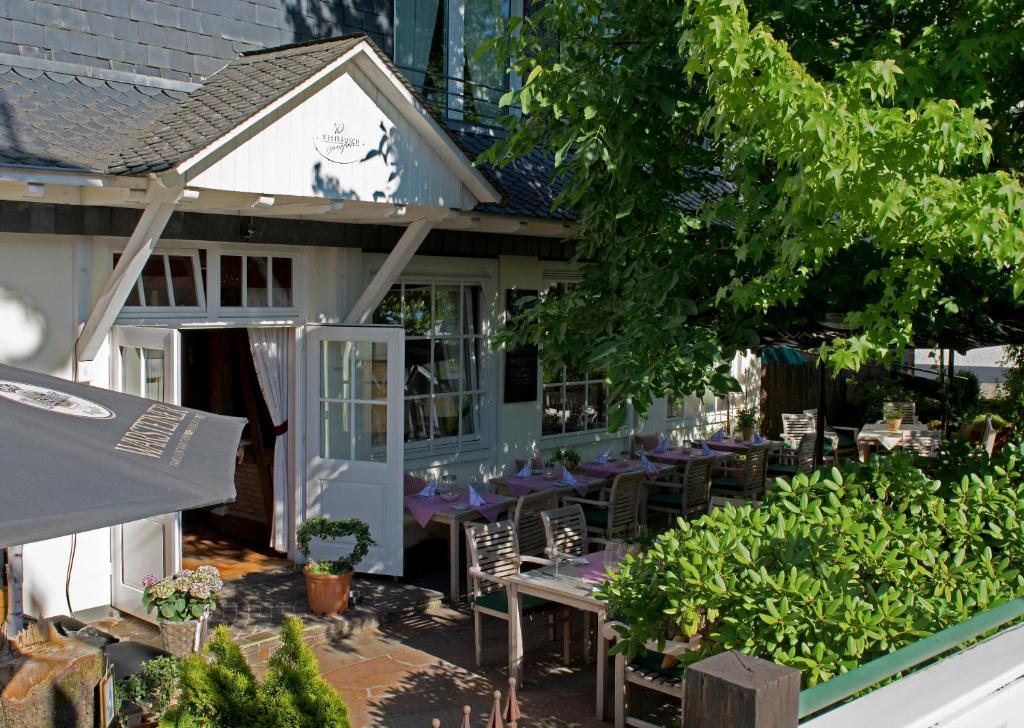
486,0,1024,422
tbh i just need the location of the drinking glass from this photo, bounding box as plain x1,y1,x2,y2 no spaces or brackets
551,546,565,577
606,539,625,563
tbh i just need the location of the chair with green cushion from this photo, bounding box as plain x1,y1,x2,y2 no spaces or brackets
465,520,569,667
603,621,700,728
767,432,815,481
565,471,644,540
648,456,714,524
710,443,769,501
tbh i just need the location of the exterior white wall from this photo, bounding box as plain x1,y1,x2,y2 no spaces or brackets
913,347,1009,396
0,233,113,616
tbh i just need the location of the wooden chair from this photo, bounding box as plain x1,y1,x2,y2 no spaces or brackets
565,471,644,540
465,520,568,667
710,443,769,500
780,413,816,448
647,456,714,524
632,432,661,452
785,411,857,461
767,432,815,480
708,494,762,512
883,401,918,424
604,621,701,728
513,491,559,558
514,455,543,472
901,430,941,457
540,504,615,558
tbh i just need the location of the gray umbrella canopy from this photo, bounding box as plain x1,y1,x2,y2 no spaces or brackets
0,363,245,549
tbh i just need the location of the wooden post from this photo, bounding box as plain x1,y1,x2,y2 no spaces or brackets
813,361,826,468
3,545,24,636
683,650,800,728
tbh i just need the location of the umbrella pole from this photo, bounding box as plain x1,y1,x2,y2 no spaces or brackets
814,361,826,468
3,546,24,637
943,349,955,436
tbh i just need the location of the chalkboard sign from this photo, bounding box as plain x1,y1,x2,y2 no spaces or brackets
503,289,539,403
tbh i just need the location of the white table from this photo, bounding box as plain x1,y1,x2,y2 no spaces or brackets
856,422,930,460
506,551,621,720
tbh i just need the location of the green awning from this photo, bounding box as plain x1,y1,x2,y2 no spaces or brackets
760,347,809,365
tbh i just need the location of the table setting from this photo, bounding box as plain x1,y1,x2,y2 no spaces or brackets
581,450,671,479
404,476,505,527
499,462,600,498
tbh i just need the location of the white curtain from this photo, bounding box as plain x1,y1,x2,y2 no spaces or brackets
248,328,291,553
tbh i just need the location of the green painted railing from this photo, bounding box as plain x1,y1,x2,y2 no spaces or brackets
798,597,1024,720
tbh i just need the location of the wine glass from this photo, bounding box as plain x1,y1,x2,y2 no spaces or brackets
551,545,565,577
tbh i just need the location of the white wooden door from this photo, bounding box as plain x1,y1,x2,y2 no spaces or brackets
305,325,404,575
110,326,183,620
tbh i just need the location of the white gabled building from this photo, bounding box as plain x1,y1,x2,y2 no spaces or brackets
0,8,758,620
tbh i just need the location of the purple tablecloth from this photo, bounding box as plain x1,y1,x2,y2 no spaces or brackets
581,459,665,479
575,550,622,585
404,488,505,528
647,447,732,465
500,473,598,498
706,437,778,452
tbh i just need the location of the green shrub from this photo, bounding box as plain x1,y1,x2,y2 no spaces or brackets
597,444,1024,687
296,517,375,576
115,656,181,723
160,616,350,728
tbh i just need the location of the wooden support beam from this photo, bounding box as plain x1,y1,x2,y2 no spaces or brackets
683,650,800,728
76,199,177,363
344,218,433,324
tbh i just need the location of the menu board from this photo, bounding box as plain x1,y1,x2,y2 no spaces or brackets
503,289,539,403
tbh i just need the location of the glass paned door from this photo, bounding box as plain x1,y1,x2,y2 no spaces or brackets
305,325,404,576
110,326,182,621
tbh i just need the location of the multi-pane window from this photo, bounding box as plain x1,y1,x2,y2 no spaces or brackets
373,282,484,449
319,340,389,462
219,254,294,309
119,251,205,310
540,281,608,437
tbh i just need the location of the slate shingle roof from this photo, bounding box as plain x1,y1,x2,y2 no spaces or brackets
0,64,184,171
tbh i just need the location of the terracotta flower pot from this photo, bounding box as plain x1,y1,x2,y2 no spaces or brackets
159,615,209,658
741,427,754,442
885,417,902,433
304,565,354,616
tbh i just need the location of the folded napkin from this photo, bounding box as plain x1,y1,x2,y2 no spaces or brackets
515,463,534,478
562,466,577,486
753,432,765,444
652,436,668,454
639,452,658,475
417,480,437,497
701,441,712,456
468,485,485,507
710,429,725,442
596,450,611,464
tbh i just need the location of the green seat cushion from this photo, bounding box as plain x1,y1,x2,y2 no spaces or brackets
629,648,686,682
648,492,684,507
766,464,797,476
475,590,552,614
711,476,744,490
838,433,855,448
583,507,608,527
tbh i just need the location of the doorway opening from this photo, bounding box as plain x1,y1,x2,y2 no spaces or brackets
179,328,291,580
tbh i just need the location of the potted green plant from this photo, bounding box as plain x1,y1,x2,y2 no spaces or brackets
883,402,903,432
141,565,223,658
552,446,582,473
735,406,758,441
297,516,376,617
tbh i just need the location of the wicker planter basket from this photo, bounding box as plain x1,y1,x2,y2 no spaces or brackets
159,615,209,658
304,566,354,616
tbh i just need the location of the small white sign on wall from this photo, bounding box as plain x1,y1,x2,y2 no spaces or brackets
313,121,369,165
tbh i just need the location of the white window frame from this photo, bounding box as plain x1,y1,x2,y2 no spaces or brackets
539,276,609,440
375,278,487,456
115,241,305,325
214,252,300,317
118,248,207,318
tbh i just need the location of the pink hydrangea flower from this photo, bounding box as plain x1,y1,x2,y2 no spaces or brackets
142,574,158,587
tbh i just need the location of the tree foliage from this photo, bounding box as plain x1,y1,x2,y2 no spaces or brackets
597,444,1024,686
486,0,1024,419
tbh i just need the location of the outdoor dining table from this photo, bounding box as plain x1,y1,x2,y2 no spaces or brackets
705,436,782,453
856,422,930,460
506,549,623,720
646,446,734,466
489,471,607,499
404,487,516,605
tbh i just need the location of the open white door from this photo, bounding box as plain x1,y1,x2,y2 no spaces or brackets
110,326,183,620
305,325,404,575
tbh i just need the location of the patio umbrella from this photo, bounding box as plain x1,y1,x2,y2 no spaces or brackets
0,363,245,549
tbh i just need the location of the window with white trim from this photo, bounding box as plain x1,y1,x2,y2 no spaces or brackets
219,254,294,310
373,281,484,450
118,250,206,311
540,281,608,437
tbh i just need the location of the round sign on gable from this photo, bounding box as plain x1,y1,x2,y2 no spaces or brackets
314,122,366,164
0,380,115,419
